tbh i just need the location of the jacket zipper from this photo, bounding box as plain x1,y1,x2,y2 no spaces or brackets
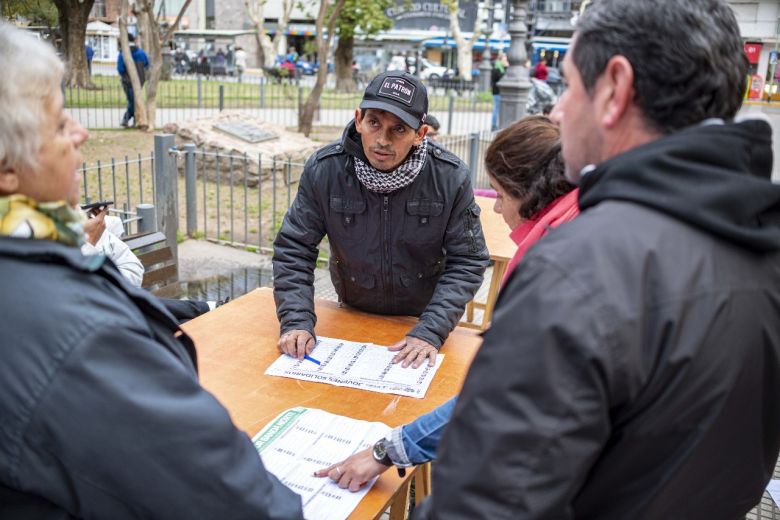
383,195,392,313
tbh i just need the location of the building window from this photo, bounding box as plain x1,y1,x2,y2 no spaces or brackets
91,0,106,18
531,0,572,13
205,0,215,29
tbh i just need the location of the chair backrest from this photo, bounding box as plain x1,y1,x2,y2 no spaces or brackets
123,231,180,298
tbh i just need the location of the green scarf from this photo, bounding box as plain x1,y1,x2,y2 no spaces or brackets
0,194,85,247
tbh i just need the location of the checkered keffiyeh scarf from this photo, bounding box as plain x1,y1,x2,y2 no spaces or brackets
353,138,428,194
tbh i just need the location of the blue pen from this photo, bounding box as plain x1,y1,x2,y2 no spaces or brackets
304,354,321,365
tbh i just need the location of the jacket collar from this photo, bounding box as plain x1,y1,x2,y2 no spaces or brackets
0,236,104,271
579,119,780,253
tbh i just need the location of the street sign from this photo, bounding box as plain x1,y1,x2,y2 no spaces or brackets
771,50,778,65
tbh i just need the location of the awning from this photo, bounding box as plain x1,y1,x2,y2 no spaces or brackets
473,36,510,51
421,35,510,51
173,29,255,39
531,42,569,52
263,22,318,36
87,21,119,36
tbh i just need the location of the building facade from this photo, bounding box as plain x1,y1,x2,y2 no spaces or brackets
731,0,780,97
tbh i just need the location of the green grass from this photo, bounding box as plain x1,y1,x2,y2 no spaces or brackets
65,74,493,112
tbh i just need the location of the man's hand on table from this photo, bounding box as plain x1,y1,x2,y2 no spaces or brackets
389,336,437,368
277,329,315,360
314,448,389,492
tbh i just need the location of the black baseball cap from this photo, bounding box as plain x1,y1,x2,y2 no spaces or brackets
360,71,428,130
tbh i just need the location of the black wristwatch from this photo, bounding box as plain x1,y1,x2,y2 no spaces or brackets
372,439,393,467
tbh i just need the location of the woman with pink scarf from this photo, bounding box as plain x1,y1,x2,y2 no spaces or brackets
483,115,579,285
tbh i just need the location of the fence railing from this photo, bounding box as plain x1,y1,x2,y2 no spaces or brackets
79,131,496,260
66,73,494,132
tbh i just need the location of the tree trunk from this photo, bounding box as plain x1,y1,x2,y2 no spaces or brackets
272,0,294,56
118,2,149,129
254,30,265,68
54,0,95,88
260,31,276,69
120,0,192,131
299,0,346,136
446,0,482,81
299,65,326,137
334,34,355,93
274,34,287,57
244,0,276,70
143,3,162,131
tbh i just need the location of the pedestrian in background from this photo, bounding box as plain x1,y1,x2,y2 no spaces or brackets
117,33,149,128
235,46,247,83
85,42,94,76
423,114,441,140
533,56,549,81
490,52,507,130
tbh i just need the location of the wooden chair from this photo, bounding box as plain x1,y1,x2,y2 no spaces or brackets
123,231,180,298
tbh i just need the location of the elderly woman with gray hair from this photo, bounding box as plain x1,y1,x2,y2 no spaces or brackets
0,22,303,519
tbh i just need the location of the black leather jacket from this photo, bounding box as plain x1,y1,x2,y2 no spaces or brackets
273,122,489,347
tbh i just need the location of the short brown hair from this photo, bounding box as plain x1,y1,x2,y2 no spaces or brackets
485,115,574,220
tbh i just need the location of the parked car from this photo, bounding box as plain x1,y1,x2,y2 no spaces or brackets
386,55,453,80
418,57,452,80
295,59,318,75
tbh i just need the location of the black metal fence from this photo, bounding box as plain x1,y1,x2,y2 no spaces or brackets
79,131,496,256
66,73,494,132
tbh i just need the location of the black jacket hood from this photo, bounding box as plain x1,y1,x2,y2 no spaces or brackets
579,118,780,252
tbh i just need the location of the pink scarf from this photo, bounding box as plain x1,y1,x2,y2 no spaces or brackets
502,189,580,286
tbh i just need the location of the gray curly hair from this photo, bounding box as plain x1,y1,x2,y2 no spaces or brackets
0,22,65,174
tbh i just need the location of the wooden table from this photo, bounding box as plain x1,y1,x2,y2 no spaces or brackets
182,287,482,520
461,195,517,330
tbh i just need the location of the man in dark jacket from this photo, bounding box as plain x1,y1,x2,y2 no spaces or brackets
117,32,149,128
273,71,489,368
417,0,780,518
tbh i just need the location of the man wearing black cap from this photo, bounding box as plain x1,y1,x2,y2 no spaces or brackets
273,71,489,367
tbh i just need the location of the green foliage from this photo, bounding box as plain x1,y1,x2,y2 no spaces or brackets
3,0,58,27
303,39,318,57
476,91,493,103
337,0,393,40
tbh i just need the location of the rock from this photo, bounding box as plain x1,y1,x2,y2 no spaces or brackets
168,111,322,186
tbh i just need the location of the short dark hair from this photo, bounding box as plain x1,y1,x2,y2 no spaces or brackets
425,114,440,131
572,0,748,134
484,115,575,220
127,32,136,43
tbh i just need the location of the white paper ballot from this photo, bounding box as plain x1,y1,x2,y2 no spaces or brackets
766,479,780,508
265,336,444,398
253,407,391,520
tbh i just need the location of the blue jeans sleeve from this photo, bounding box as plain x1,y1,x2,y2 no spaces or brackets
400,396,457,464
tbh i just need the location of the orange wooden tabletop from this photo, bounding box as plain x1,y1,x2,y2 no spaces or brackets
475,195,517,262
182,287,482,519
